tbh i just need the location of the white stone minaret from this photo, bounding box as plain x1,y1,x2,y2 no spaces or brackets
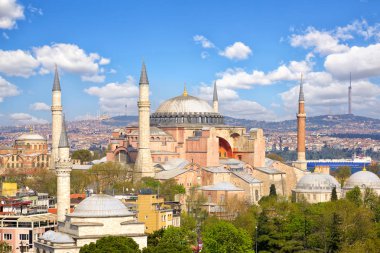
51,65,62,169
56,116,72,222
134,62,154,180
213,81,219,113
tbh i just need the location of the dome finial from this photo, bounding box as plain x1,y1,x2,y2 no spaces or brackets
363,164,367,171
183,83,188,97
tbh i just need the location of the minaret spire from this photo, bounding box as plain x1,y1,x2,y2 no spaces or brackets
51,65,63,169
183,83,188,97
134,62,154,180
56,113,72,222
293,74,307,170
52,64,61,91
348,72,352,115
213,81,219,113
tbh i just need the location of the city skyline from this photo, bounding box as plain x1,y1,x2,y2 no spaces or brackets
1,0,380,125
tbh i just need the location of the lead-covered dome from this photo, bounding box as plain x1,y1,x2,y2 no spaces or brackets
16,133,46,141
344,170,380,189
69,194,132,218
294,173,340,192
156,95,214,114
151,93,224,126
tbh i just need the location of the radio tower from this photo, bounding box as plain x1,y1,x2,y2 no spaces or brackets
348,72,352,115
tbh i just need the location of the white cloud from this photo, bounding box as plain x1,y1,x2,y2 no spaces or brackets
193,35,215,48
324,43,380,80
280,72,380,117
30,102,50,111
33,43,109,82
27,4,43,16
10,113,48,124
2,32,9,39
215,56,313,89
0,0,24,29
84,76,139,114
200,51,209,59
290,27,349,55
335,19,380,41
0,49,39,77
0,75,20,102
81,74,105,83
221,99,275,120
198,85,239,101
219,42,252,60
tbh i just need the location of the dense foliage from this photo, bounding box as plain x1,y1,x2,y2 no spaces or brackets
80,236,141,253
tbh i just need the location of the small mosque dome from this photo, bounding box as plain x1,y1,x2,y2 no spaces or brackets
16,133,46,141
41,230,56,241
69,194,132,218
295,173,340,192
344,170,380,189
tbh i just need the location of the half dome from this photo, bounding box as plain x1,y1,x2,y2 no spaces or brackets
70,194,132,218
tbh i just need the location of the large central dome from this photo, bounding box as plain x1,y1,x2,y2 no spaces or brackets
151,91,224,126
156,95,214,114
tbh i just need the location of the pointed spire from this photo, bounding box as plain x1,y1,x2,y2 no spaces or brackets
213,81,218,102
52,64,61,91
139,62,149,85
59,115,69,148
299,74,304,102
183,83,188,97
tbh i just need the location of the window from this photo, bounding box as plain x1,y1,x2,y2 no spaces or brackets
19,234,29,240
4,233,12,240
145,215,148,219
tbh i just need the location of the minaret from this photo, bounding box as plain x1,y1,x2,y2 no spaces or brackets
51,65,63,169
213,81,218,113
294,75,307,170
134,62,154,180
56,116,72,222
348,73,352,115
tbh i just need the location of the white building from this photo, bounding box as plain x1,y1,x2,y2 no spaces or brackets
34,194,147,253
343,170,380,195
292,173,341,203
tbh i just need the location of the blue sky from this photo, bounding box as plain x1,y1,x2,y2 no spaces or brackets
1,0,380,125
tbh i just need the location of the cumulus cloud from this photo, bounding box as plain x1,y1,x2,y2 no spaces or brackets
30,102,50,111
33,43,108,82
219,42,252,60
84,76,139,114
280,72,380,117
0,43,110,81
0,49,39,77
324,44,380,80
193,35,215,48
0,0,24,29
10,113,48,124
290,27,349,55
335,19,380,41
215,56,313,89
0,75,20,102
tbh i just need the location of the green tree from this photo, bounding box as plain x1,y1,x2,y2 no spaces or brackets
25,169,56,195
147,228,165,247
327,212,342,253
331,186,338,201
141,177,161,193
180,212,197,232
144,227,195,253
160,178,186,201
202,220,253,253
72,149,93,164
266,153,284,162
80,236,140,253
269,184,277,197
346,186,362,206
71,170,90,193
334,166,351,187
0,241,11,253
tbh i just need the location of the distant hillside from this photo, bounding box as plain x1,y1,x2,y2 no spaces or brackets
102,114,380,132
225,114,380,132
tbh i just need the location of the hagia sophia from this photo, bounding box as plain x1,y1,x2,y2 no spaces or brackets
2,63,380,252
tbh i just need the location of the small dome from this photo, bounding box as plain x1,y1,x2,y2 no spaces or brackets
41,230,55,241
344,170,380,189
295,173,340,192
16,133,46,141
155,95,214,114
70,194,132,218
41,231,74,243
